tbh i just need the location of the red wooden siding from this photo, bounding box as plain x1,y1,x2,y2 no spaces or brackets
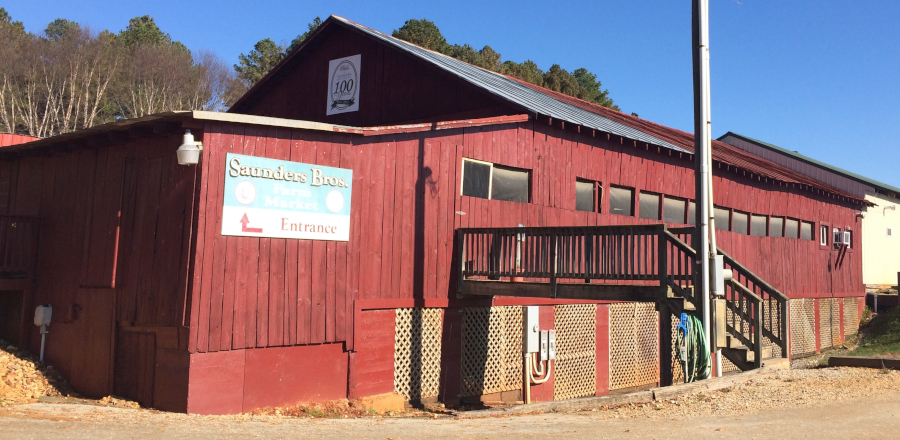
232,24,517,127
189,119,863,353
0,134,195,405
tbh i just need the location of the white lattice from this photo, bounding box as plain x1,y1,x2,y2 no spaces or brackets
459,306,523,397
844,298,860,336
394,308,443,400
791,299,816,357
553,304,597,400
819,298,841,349
609,303,659,390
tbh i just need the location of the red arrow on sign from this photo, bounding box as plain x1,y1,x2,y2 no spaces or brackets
240,213,263,233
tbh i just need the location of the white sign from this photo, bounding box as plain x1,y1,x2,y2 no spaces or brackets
326,54,361,115
221,153,353,241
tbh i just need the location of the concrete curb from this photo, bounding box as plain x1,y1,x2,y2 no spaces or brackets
462,360,788,416
828,356,900,370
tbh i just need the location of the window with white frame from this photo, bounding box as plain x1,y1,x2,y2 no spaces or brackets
820,225,828,246
461,158,530,203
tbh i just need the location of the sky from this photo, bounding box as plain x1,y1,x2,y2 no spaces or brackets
6,1,900,187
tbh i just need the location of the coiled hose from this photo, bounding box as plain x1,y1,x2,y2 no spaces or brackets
676,313,711,383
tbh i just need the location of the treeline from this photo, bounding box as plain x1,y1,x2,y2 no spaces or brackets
2,10,624,138
0,9,243,137
235,18,621,111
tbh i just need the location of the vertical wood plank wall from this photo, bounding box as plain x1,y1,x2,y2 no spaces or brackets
0,135,195,402
188,120,863,353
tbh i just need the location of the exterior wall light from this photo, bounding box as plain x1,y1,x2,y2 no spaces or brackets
177,129,203,165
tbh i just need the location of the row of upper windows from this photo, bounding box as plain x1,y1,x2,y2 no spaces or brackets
459,158,848,246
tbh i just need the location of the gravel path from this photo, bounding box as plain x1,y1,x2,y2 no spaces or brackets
1,367,898,439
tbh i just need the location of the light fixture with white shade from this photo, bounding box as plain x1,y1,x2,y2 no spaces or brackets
176,129,203,165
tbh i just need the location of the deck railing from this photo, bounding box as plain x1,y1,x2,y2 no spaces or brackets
0,216,39,277
457,224,673,297
457,223,789,364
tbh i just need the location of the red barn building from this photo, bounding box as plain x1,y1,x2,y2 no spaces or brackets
0,16,865,414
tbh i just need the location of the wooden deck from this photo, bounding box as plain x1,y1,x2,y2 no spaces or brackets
461,279,664,302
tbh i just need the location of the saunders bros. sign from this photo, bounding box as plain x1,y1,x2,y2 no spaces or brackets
221,153,353,241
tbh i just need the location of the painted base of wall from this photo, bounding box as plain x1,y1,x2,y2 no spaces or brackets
186,343,348,415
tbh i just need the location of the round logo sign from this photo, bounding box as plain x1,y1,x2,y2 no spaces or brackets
325,190,345,213
235,180,256,205
330,60,359,111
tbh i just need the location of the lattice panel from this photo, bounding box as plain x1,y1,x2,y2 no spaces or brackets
609,303,659,390
459,306,523,397
762,300,784,358
791,299,816,357
553,304,597,401
844,298,860,336
394,308,444,400
819,298,841,349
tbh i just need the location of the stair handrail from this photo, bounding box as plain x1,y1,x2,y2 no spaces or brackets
716,248,789,302
717,247,789,359
728,279,764,368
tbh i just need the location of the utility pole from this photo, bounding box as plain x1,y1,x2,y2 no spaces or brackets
692,0,721,379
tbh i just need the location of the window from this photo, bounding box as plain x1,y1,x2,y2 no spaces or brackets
889,228,893,237
733,211,749,235
461,159,530,203
785,219,800,238
833,227,841,246
664,196,687,224
801,222,813,241
639,192,661,220
688,201,696,226
751,215,767,237
820,225,829,246
461,159,491,199
575,179,599,212
714,206,730,231
846,230,853,248
609,186,634,216
770,217,784,237
491,165,529,203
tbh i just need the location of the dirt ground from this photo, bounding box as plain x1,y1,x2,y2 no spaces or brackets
2,367,899,439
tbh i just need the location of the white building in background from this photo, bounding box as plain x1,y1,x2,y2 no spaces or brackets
720,132,900,288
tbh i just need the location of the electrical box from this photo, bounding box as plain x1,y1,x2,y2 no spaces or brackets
711,255,726,297
548,329,556,360
523,306,539,353
540,330,549,361
34,305,52,326
714,299,727,348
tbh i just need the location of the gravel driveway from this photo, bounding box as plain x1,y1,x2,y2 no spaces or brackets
1,367,898,439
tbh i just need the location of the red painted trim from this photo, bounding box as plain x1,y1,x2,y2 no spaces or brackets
788,292,864,299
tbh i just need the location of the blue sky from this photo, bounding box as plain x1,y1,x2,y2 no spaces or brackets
7,1,899,187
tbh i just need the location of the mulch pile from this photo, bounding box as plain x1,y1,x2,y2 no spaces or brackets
0,340,74,405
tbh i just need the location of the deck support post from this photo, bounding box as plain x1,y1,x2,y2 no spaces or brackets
659,301,674,386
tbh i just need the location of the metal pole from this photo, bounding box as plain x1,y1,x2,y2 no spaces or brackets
693,0,717,379
39,324,48,362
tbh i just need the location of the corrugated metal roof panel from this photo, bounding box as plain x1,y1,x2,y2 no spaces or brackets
333,16,688,154
720,132,900,195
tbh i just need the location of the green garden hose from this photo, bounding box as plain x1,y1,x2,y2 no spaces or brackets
676,313,711,383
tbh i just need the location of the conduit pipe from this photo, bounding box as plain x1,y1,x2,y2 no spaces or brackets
523,352,553,404
693,0,717,380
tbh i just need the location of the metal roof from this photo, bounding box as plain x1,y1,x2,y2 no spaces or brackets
720,132,900,195
331,16,688,154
